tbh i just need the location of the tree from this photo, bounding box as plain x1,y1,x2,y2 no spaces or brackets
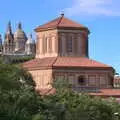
0,64,120,120
32,79,120,120
0,64,41,120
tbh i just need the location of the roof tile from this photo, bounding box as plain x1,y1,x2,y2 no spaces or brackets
35,16,88,32
23,57,112,70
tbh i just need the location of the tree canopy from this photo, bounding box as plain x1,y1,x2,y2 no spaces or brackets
0,63,120,120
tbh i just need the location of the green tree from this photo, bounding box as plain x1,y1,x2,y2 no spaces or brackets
32,78,120,120
0,64,41,120
0,64,120,120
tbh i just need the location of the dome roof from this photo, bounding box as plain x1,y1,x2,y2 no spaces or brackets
14,22,27,40
26,34,35,44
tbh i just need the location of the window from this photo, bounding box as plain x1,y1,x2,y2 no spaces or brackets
99,75,105,85
78,76,85,85
67,37,73,53
88,75,96,86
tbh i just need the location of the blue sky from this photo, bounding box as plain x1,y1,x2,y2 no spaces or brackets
0,0,120,73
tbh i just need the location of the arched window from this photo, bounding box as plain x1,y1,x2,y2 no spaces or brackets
78,76,85,85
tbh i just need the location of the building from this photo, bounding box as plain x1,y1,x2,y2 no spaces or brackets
23,14,119,97
2,21,35,56
114,75,120,88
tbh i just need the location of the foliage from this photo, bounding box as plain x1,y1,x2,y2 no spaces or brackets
32,79,120,120
0,56,3,64
0,64,120,120
0,64,35,91
11,56,34,64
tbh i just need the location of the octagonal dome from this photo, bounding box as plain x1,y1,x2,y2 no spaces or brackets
14,22,27,40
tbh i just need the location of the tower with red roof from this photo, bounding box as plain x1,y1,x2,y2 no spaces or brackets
23,14,115,96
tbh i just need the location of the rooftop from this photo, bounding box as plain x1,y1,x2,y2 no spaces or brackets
23,57,113,70
35,14,89,32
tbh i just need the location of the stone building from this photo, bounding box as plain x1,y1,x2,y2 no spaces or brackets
25,34,36,55
23,14,116,96
2,22,35,56
3,22,14,54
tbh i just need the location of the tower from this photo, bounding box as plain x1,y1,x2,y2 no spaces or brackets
35,14,89,58
3,21,14,54
23,15,114,94
14,22,27,53
25,34,35,55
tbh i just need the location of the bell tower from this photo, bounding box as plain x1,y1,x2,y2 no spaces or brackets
3,21,14,54
35,14,89,58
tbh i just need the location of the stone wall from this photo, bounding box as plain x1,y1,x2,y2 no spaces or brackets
53,69,113,89
35,28,89,58
28,68,113,93
29,69,53,90
36,29,58,58
58,29,88,57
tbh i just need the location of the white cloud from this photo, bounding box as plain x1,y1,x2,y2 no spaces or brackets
64,0,120,17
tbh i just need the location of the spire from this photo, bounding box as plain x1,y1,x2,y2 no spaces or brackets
26,33,34,44
7,21,12,33
18,22,22,29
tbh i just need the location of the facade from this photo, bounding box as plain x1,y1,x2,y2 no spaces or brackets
2,22,35,56
23,14,116,96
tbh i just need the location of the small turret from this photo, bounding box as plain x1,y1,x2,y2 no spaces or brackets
7,21,12,33
3,21,14,54
4,21,14,41
25,34,35,55
14,22,27,52
18,22,22,29
26,34,34,44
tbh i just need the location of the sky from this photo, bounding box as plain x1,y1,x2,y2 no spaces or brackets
0,0,120,73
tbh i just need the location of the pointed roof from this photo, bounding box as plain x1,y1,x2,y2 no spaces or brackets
4,21,14,41
26,34,35,44
18,22,22,29
35,14,89,32
7,21,12,33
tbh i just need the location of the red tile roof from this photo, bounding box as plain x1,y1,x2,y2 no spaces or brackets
89,89,120,97
23,57,113,70
54,57,111,68
35,15,89,32
23,57,57,70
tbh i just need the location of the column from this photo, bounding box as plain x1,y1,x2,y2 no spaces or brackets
52,37,56,53
62,35,66,56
